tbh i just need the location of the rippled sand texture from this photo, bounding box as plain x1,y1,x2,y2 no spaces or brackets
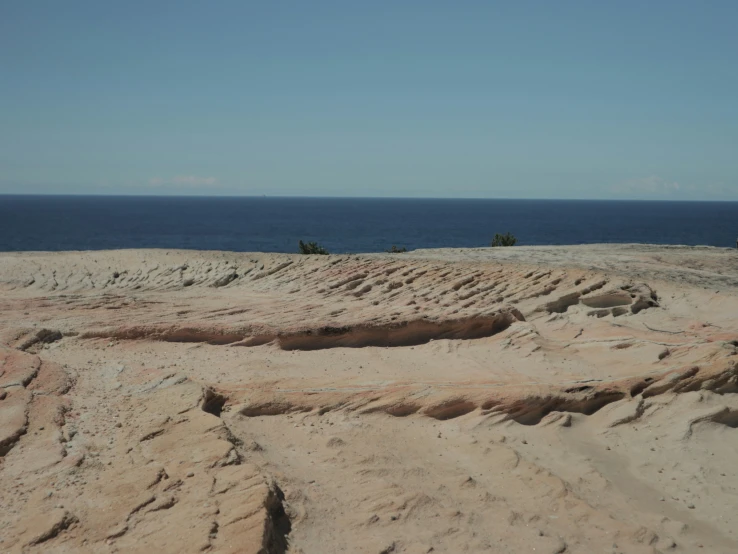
1,244,738,553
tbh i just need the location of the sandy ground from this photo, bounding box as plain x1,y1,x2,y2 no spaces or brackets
1,244,738,553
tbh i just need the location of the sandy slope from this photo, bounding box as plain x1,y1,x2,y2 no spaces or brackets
1,244,738,553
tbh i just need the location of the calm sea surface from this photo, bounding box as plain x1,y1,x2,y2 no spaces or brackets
1,196,737,253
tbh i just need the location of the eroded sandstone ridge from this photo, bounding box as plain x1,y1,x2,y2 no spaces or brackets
1,244,738,553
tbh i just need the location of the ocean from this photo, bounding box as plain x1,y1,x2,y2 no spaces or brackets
1,195,737,253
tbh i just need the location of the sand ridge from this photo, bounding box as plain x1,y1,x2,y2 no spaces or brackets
1,244,738,552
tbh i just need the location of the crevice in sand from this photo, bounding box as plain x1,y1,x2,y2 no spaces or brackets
580,291,632,309
78,309,524,351
275,311,524,351
685,405,738,438
17,328,63,352
26,512,79,546
261,484,292,554
423,399,477,420
201,388,227,417
215,404,292,551
541,292,581,314
361,402,421,417
80,327,247,345
493,391,627,425
709,408,738,428
238,402,312,417
0,419,28,457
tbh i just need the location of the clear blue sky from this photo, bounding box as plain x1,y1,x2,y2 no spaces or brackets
1,1,736,199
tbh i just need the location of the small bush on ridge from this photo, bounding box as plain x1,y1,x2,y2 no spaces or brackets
298,240,329,255
491,232,517,247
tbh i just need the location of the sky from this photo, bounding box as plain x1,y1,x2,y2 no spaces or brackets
0,1,736,200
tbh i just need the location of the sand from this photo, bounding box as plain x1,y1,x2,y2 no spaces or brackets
1,244,737,553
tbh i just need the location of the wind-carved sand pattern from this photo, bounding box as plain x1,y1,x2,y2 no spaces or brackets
1,244,738,552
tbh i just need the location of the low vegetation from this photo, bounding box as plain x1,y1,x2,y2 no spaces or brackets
491,232,517,247
386,245,408,253
298,240,329,255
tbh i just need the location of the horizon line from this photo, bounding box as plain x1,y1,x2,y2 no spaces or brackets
1,193,737,203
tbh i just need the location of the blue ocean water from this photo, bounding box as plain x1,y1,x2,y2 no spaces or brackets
1,196,737,253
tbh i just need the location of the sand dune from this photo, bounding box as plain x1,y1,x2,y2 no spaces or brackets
1,245,738,553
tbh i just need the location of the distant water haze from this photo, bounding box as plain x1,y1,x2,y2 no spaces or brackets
1,196,737,253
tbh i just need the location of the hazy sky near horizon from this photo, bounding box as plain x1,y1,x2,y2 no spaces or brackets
1,1,736,200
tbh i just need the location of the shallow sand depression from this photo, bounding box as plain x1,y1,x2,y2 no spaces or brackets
1,244,738,553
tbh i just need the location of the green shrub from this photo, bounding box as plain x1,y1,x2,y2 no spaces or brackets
298,240,329,255
491,232,517,247
386,245,407,253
